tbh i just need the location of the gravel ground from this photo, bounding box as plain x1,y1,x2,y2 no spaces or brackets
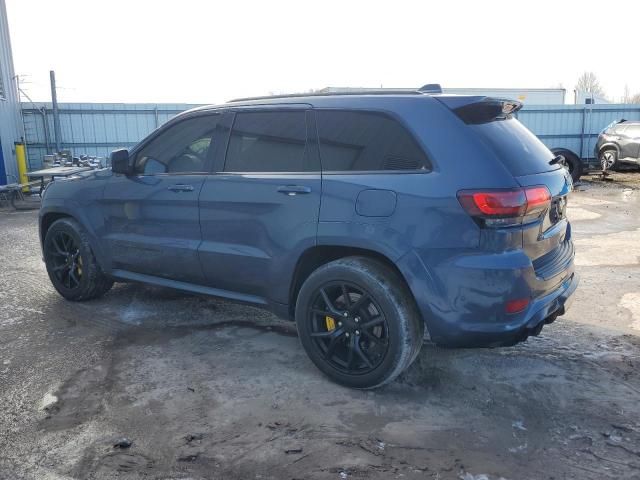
1,181,639,480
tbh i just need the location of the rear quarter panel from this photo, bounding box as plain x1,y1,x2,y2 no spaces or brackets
316,97,527,338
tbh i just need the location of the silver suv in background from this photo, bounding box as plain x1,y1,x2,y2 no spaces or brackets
596,120,640,170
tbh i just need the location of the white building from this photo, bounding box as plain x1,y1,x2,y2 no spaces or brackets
320,86,567,105
0,0,23,184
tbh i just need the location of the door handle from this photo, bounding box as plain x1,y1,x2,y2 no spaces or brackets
277,185,312,196
168,184,195,192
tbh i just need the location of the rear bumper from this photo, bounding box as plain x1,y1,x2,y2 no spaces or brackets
442,272,578,348
396,248,579,348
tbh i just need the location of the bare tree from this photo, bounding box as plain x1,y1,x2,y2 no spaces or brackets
575,71,607,99
621,84,640,104
622,84,631,103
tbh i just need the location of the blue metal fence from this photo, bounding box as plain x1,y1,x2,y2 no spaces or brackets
21,103,201,169
517,104,640,167
20,102,640,170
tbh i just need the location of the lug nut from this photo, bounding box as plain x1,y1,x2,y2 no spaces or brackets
343,312,348,317
345,332,350,338
354,317,359,323
355,330,360,335
338,322,342,327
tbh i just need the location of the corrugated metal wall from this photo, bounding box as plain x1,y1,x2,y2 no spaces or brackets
517,104,640,166
0,0,24,183
20,102,640,170
21,103,201,169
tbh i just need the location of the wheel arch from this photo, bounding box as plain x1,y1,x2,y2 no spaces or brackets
597,143,620,155
39,208,109,272
288,245,420,322
40,211,72,247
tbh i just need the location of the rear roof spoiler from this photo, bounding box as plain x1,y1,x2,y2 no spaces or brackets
436,96,523,124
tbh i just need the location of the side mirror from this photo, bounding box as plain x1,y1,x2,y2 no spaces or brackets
111,149,131,175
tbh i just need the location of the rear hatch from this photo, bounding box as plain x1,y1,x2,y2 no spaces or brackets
439,96,574,289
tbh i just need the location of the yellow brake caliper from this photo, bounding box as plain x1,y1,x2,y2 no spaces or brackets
325,316,336,332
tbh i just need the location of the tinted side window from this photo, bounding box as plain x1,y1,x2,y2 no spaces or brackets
316,110,430,172
134,114,220,175
225,111,313,172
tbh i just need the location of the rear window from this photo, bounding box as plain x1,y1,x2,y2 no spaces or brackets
470,118,559,176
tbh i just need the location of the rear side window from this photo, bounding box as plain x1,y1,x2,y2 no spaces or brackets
225,111,314,172
470,118,558,176
316,110,430,172
624,124,640,137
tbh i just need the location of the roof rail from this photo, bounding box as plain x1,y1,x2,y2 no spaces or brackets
228,86,440,103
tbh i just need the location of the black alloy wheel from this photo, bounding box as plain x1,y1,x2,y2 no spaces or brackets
308,282,389,375
43,218,113,301
46,230,83,289
295,257,423,389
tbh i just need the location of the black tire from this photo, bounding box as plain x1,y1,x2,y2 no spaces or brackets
295,256,423,389
599,148,618,172
553,149,583,182
44,218,114,301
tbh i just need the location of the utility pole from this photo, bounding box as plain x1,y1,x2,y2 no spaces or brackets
50,70,61,153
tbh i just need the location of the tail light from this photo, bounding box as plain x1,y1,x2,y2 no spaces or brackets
458,186,551,227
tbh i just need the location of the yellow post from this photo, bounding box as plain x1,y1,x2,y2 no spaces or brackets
15,142,28,193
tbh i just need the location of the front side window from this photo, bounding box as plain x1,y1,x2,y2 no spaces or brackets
316,110,430,172
134,114,220,175
224,111,313,172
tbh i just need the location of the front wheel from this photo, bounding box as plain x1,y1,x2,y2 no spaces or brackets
44,218,114,301
599,149,618,171
295,257,423,389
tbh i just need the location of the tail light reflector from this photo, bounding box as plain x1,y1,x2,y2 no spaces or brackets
505,298,530,314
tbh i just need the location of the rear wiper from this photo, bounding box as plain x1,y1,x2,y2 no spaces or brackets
549,154,565,166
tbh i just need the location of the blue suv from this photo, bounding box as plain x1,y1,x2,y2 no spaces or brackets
39,88,578,388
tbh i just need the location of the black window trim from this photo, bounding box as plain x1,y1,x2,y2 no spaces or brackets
314,107,433,175
220,108,320,175
129,111,223,177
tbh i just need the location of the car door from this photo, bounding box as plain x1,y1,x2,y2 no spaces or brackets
198,108,321,304
621,124,640,160
102,112,221,284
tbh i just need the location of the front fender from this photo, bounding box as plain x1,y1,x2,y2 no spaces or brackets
39,202,109,273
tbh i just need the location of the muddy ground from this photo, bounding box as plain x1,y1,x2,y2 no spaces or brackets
1,177,640,480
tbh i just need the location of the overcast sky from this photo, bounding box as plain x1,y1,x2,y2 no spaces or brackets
6,0,640,104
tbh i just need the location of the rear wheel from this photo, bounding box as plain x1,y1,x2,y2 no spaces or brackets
599,149,618,171
295,257,423,389
44,218,113,301
553,149,583,182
